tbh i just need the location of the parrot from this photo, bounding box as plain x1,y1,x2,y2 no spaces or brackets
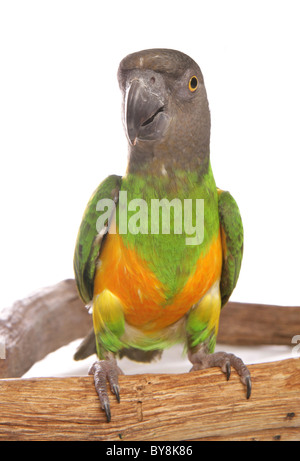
73,49,251,422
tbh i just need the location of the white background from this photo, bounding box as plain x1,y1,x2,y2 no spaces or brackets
0,0,299,376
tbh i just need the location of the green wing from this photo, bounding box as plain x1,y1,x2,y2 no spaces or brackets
218,190,244,307
73,175,122,304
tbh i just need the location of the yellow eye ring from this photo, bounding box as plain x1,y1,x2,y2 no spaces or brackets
189,76,198,92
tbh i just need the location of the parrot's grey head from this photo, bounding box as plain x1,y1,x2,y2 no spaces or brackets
118,49,211,173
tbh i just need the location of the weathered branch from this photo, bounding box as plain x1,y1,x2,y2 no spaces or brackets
0,358,299,441
0,279,92,378
218,301,300,346
0,279,299,379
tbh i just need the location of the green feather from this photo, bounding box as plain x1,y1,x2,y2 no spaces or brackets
73,175,122,304
218,190,244,307
118,162,220,301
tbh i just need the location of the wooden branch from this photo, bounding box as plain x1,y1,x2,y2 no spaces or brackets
219,301,300,346
1,278,299,379
0,279,92,378
0,358,299,441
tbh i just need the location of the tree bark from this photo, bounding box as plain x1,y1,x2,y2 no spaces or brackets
0,279,92,378
218,301,300,346
0,358,299,441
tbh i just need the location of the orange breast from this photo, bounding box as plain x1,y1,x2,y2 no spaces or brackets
94,230,222,331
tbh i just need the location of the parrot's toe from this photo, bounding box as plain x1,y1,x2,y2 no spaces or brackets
188,350,251,399
88,358,123,422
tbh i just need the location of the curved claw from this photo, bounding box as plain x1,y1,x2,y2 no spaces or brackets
225,361,231,381
189,350,251,400
103,401,111,423
89,358,123,422
245,376,252,399
112,384,120,403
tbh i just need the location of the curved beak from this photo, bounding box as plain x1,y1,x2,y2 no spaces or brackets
125,79,165,145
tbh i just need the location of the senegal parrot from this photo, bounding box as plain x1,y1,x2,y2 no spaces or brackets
73,49,251,422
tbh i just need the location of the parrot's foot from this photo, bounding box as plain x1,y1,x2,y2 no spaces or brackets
188,350,251,399
88,358,124,422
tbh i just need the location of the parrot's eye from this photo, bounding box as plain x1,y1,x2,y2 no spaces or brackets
188,76,198,92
